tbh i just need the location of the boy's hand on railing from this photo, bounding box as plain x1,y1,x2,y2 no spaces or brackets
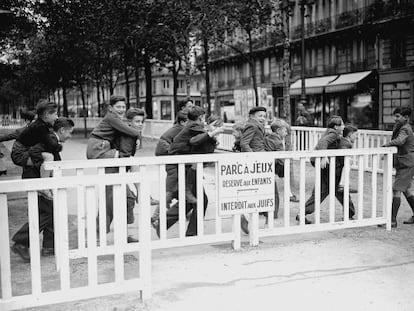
321,157,329,168
209,127,225,137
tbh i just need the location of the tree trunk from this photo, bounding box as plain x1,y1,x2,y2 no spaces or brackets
248,30,259,107
282,10,291,123
203,36,211,116
172,64,178,114
123,50,130,110
134,62,140,108
57,88,61,116
62,86,69,117
79,83,88,138
96,78,101,117
144,55,153,119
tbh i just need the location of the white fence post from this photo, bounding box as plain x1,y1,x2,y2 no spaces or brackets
139,167,152,300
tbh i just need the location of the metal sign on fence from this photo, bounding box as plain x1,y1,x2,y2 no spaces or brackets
218,155,275,216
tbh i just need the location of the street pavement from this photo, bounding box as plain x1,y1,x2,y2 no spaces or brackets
1,131,414,311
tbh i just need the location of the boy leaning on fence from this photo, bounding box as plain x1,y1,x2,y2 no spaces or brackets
11,117,74,262
11,101,60,176
163,106,223,237
379,107,414,228
263,118,288,222
107,108,146,243
0,109,36,176
297,116,355,225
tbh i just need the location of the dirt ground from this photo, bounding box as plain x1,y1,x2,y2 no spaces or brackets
1,132,414,311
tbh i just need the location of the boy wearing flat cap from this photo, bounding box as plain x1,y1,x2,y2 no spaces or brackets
239,106,267,234
240,106,267,152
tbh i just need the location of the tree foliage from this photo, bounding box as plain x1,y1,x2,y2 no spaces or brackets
1,0,282,117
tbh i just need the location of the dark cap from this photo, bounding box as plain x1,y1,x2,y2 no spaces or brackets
249,106,267,115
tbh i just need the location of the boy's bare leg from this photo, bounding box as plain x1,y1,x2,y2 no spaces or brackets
40,152,54,178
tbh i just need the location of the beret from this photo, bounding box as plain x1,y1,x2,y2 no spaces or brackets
249,106,267,115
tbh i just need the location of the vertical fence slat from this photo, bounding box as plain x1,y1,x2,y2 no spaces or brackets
299,158,306,225
232,214,241,250
329,157,336,223
292,131,297,151
249,213,259,246
53,169,62,271
28,191,41,295
76,168,86,253
0,194,12,299
215,162,222,234
113,183,126,283
178,164,186,238
158,164,167,240
196,163,204,236
86,186,98,286
283,159,291,227
358,155,364,220
384,154,393,230
314,157,321,225
343,156,350,221
139,172,152,300
97,168,107,246
371,155,378,218
58,188,70,290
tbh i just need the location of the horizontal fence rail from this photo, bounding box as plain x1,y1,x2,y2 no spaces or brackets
1,121,396,310
0,173,152,310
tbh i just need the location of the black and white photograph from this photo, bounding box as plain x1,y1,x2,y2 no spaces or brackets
1,0,414,310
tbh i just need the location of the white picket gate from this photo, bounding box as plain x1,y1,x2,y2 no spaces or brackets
0,147,395,310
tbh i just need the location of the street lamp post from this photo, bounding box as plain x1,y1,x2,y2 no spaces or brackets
299,0,314,105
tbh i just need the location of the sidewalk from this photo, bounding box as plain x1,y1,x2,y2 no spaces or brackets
2,133,414,310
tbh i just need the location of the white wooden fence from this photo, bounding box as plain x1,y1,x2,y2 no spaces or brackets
0,147,395,310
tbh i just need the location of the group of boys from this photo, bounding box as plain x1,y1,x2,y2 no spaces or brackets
7,101,74,262
152,100,224,237
233,106,359,229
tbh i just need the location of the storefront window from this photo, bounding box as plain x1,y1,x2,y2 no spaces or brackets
160,100,172,120
349,93,374,129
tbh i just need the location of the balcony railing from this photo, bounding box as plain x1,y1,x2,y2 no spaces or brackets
260,74,271,83
290,1,414,40
241,77,250,86
228,79,235,87
335,8,363,30
314,18,332,34
350,60,368,72
305,67,317,78
323,64,338,75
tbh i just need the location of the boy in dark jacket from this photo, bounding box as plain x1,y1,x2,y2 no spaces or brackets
155,112,188,156
240,106,267,152
231,122,245,152
297,115,346,224
151,112,188,227
164,106,223,236
11,117,74,262
263,118,289,221
104,108,145,243
0,110,35,175
11,101,59,170
381,107,414,228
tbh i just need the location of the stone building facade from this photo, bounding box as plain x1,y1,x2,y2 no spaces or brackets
207,0,414,129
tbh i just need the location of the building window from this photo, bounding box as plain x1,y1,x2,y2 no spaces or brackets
196,81,200,91
160,100,172,120
178,79,184,89
130,82,136,97
382,82,411,128
163,79,170,89
152,80,157,94
390,36,406,68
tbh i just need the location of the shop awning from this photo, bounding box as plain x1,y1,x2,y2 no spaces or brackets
325,71,372,93
289,75,338,95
